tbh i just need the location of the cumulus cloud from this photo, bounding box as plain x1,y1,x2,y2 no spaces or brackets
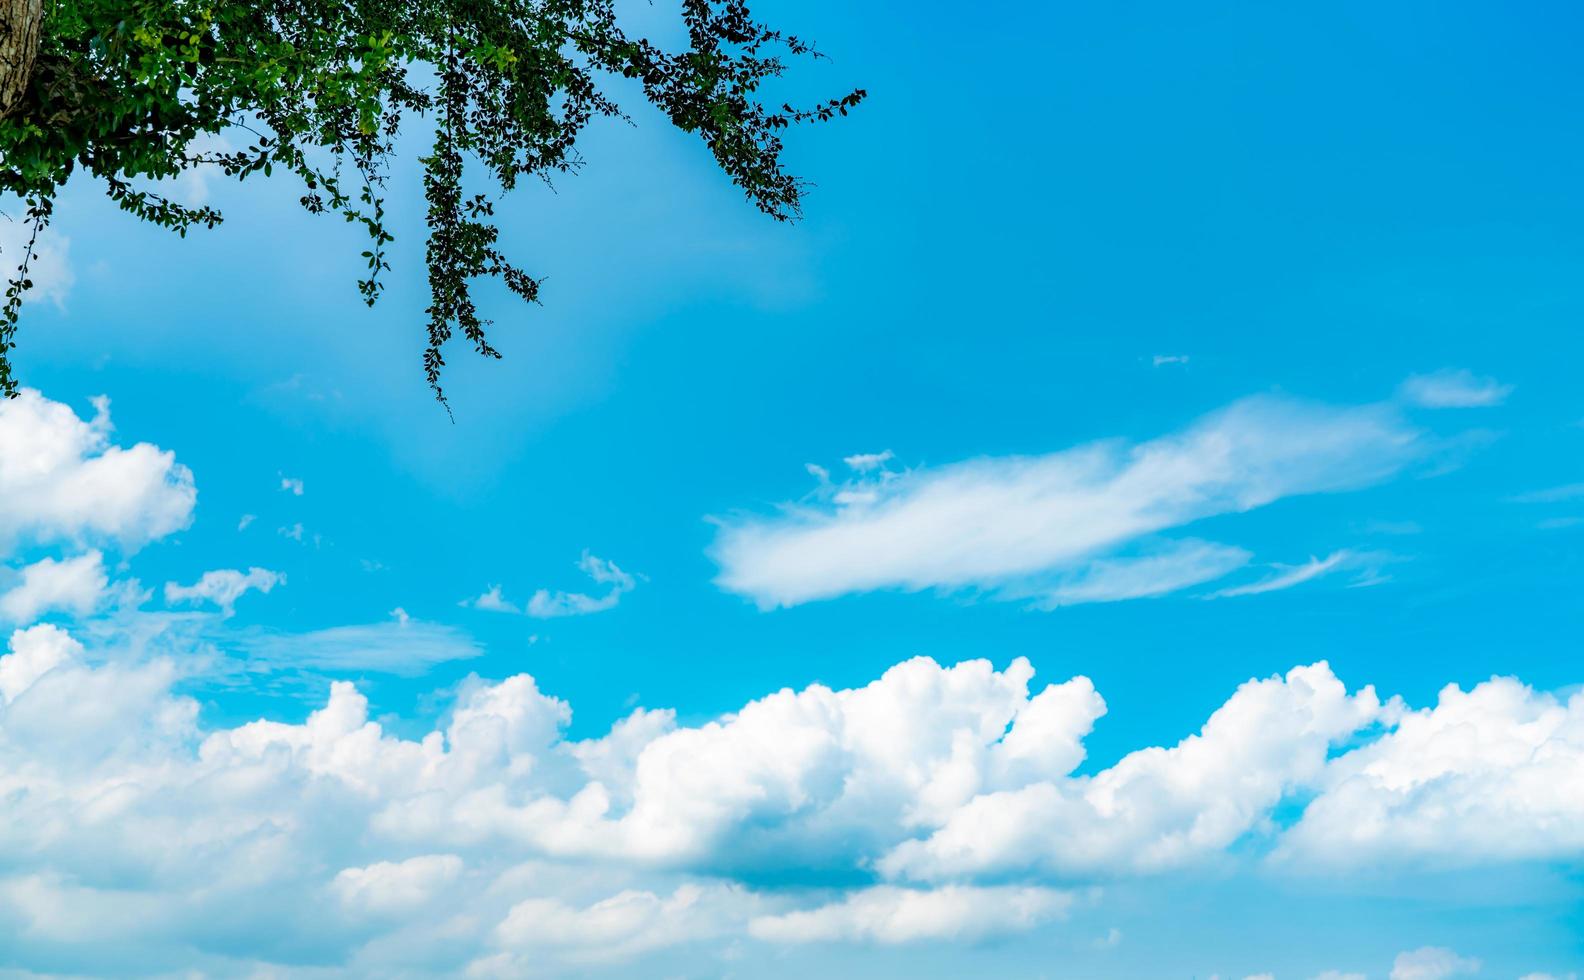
331,855,464,918
280,476,305,496
1390,946,1482,980
877,662,1382,881
0,550,107,622
526,552,637,618
0,638,1094,973
0,623,80,702
747,885,1071,944
1399,369,1511,409
0,390,195,554
0,619,1573,975
164,566,283,616
713,394,1420,608
555,656,1107,870
1278,675,1584,868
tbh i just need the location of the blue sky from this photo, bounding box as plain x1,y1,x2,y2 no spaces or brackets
1,1,1582,977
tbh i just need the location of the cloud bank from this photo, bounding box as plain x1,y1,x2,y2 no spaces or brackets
1,622,1580,974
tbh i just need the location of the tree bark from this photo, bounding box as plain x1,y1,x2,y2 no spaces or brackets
0,0,41,119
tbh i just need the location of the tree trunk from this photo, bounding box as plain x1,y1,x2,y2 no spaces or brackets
0,0,41,119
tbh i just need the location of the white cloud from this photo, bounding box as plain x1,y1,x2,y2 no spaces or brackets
556,655,1106,869
0,214,72,309
843,450,894,472
1312,972,1367,980
280,476,305,496
877,662,1382,881
526,552,636,618
490,883,747,967
747,885,1071,944
1278,675,1584,868
238,618,483,675
0,550,107,622
1399,369,1511,409
461,584,520,614
332,855,464,918
1153,354,1190,367
1390,946,1481,980
0,631,1092,973
713,394,1420,608
462,555,639,619
0,620,1573,975
1208,550,1353,599
164,566,283,616
1037,539,1251,606
237,513,256,531
0,390,194,555
0,623,80,702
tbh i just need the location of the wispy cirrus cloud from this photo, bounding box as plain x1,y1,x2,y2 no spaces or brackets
1509,482,1584,504
1036,540,1251,607
1398,369,1512,409
712,394,1424,609
236,617,482,675
1207,550,1360,599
